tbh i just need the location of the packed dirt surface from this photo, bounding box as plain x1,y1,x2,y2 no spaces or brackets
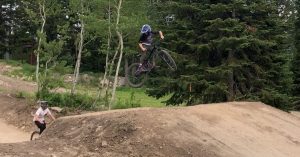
0,118,29,143
0,102,299,157
0,94,36,132
0,62,37,93
291,111,300,119
0,73,36,93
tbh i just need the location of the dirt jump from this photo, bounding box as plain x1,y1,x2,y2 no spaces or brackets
0,101,299,157
0,63,299,157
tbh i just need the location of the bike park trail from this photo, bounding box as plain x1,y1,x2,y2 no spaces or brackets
0,118,29,143
0,62,37,93
0,62,300,157
0,63,35,143
0,94,34,144
0,101,299,157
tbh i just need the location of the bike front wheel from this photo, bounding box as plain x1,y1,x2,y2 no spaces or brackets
158,50,177,71
126,63,148,88
30,131,40,141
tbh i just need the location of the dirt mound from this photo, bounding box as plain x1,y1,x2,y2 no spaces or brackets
0,94,36,132
0,102,300,157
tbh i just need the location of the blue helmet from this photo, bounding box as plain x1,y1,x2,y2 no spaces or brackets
141,24,151,33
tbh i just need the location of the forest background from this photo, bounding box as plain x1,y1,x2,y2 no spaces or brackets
0,0,299,111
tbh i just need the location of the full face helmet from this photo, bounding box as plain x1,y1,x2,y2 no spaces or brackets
141,24,151,34
39,101,48,110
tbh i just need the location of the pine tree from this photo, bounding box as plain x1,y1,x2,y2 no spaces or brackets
148,0,291,109
0,0,34,59
291,0,300,110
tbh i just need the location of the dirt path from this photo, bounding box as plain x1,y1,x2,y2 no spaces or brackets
0,74,36,93
0,62,36,93
0,118,29,143
0,94,34,143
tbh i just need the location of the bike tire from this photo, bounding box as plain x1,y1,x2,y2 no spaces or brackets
158,50,177,71
30,131,40,141
126,63,148,88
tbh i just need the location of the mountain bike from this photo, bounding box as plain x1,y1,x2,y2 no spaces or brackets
30,121,54,141
126,42,177,87
30,129,40,141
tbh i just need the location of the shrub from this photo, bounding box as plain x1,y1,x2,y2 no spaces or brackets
261,90,291,111
37,91,106,110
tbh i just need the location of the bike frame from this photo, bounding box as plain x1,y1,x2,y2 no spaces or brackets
142,42,161,68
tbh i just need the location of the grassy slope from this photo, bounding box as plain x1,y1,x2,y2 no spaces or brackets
0,60,168,108
116,87,167,107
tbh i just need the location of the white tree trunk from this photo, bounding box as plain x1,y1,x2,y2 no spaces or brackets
71,1,85,95
36,0,46,93
110,31,123,109
102,0,112,91
71,21,84,94
93,0,112,107
109,0,123,109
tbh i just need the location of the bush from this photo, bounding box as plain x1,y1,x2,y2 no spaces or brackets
261,90,291,111
15,91,26,99
37,91,106,110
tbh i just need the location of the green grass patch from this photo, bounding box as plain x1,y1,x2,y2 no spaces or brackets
62,86,169,109
0,59,23,66
17,90,35,97
116,87,168,108
0,59,35,81
0,60,169,109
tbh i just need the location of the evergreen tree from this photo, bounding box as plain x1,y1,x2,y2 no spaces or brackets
291,0,300,110
148,0,291,109
0,0,35,59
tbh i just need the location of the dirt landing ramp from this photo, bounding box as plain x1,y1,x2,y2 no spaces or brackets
0,102,300,157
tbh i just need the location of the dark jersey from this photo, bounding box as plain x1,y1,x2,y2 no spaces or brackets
139,31,159,45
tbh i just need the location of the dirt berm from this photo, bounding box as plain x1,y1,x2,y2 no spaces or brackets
0,102,300,157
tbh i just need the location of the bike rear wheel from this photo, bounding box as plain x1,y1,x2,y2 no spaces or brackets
126,63,148,88
30,131,40,141
158,50,177,71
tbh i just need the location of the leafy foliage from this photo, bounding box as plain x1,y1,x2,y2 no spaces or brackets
38,91,105,110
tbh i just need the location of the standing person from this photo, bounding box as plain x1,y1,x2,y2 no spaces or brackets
33,101,55,134
138,24,164,70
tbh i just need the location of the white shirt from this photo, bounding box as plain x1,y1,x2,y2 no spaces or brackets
33,107,51,122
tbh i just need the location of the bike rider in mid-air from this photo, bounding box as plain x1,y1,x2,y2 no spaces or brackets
33,101,55,134
138,24,164,71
